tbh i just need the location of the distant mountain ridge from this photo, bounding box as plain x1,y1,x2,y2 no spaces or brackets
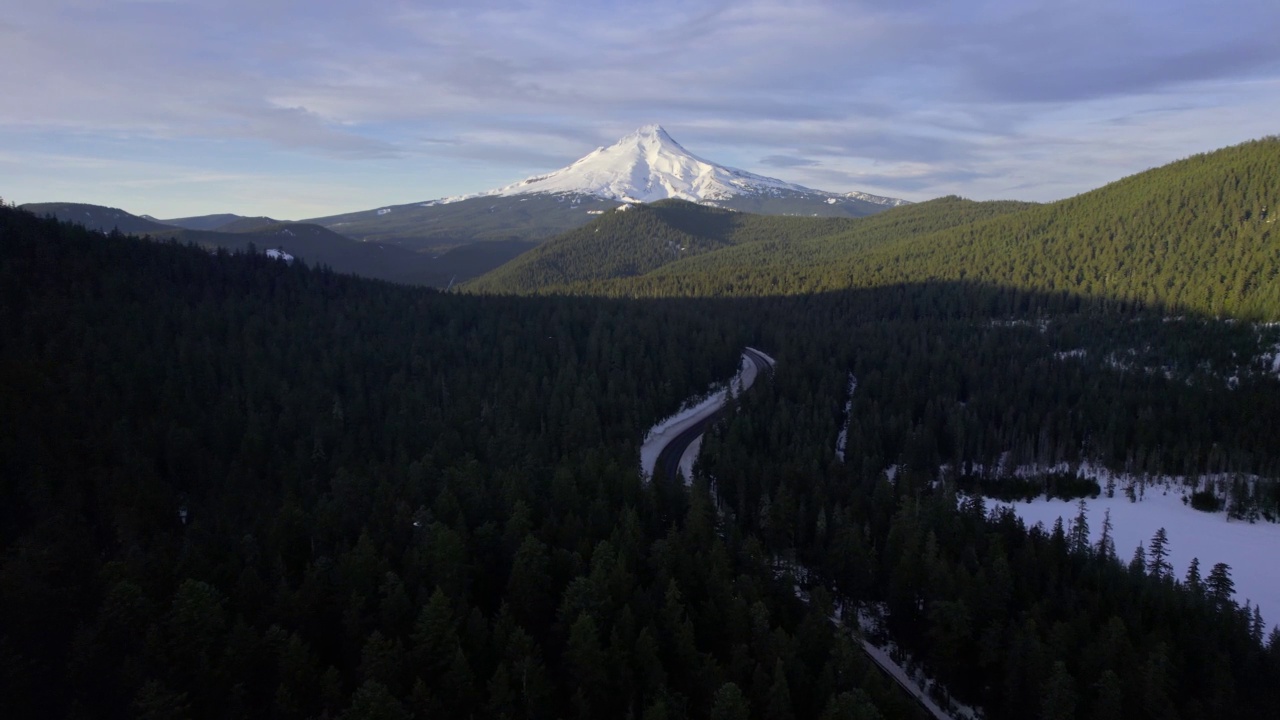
18,202,490,287
157,213,253,231
22,202,175,235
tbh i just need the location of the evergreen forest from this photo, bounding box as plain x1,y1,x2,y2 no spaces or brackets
4,135,1280,720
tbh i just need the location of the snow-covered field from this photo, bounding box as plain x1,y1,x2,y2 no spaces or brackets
995,488,1280,626
639,348,775,482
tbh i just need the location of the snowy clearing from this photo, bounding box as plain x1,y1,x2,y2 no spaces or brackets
995,488,1280,626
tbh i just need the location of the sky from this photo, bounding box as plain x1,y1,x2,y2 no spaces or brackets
3,0,1279,219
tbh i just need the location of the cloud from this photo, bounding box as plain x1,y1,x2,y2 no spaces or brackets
4,0,1280,215
759,155,818,168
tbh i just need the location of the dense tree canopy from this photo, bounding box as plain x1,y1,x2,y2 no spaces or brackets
5,128,1280,720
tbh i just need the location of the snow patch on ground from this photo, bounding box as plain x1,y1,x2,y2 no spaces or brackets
1265,342,1280,377
986,318,1049,334
265,248,294,262
995,488,1280,626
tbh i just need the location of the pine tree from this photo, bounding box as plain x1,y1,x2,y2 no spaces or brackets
1129,544,1147,577
340,680,410,720
1207,563,1236,609
1096,509,1116,560
765,658,795,720
710,682,750,720
1068,499,1090,556
1185,557,1203,596
1146,528,1172,580
1091,669,1124,720
1040,661,1077,720
819,690,883,720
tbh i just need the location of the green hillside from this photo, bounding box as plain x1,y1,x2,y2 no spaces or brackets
466,199,886,293
474,138,1280,319
470,195,1034,294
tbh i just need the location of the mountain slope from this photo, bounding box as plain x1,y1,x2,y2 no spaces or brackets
20,202,465,286
308,192,621,251
193,216,282,233
22,202,176,235
156,213,251,231
469,196,1035,295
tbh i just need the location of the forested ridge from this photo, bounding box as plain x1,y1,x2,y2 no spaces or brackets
474,137,1280,321
466,197,1035,295
20,202,462,288
465,201,875,294
4,183,1280,720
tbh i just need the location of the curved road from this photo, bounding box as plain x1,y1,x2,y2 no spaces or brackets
654,347,773,483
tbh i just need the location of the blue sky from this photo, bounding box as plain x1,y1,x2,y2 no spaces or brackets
4,0,1279,219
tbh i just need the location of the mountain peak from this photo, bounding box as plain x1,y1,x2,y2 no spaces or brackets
629,123,666,135
622,124,675,143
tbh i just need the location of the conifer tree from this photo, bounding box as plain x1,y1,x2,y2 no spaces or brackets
1146,527,1172,580
1185,557,1203,596
1208,563,1236,608
1096,509,1116,560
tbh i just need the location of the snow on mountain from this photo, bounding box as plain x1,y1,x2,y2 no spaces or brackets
437,125,906,207
843,190,910,208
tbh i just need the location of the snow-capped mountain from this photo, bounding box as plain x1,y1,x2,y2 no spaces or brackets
305,126,908,281
433,124,906,208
